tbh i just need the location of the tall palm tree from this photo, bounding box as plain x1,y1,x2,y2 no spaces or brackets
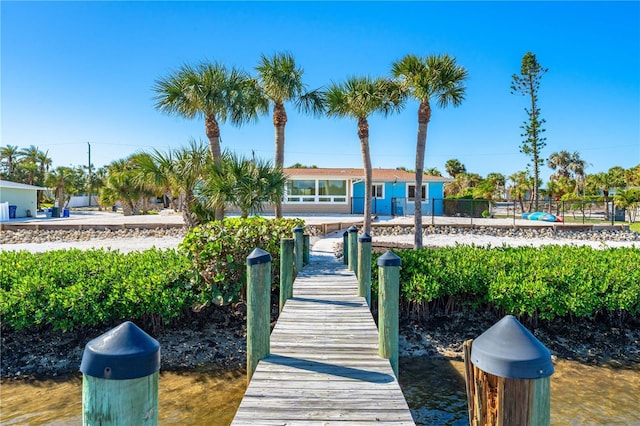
392,54,468,248
325,76,406,234
153,61,267,162
0,145,20,178
445,158,467,178
255,52,325,217
18,145,43,185
45,166,80,215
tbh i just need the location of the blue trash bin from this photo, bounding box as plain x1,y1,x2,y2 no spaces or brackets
63,208,70,218
9,205,17,219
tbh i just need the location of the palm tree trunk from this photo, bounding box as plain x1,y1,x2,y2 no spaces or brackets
358,118,372,234
274,103,287,219
414,101,431,250
206,113,225,220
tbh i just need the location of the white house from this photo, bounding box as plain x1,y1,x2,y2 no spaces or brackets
0,180,47,219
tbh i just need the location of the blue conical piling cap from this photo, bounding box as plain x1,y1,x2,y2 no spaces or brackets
377,250,401,267
247,248,272,266
470,315,554,379
80,321,160,380
358,232,372,243
293,225,304,233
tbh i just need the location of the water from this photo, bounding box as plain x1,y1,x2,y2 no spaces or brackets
2,360,639,425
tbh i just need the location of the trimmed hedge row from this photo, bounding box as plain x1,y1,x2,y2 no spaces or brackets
372,245,640,321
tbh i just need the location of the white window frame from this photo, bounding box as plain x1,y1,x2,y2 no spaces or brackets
284,179,348,204
371,183,384,199
407,183,428,201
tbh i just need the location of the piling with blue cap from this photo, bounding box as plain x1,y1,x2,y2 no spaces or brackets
377,250,401,378
463,315,554,425
246,248,272,382
80,321,160,425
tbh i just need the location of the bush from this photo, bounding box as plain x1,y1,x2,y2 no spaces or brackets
180,217,304,305
372,245,640,321
0,249,193,332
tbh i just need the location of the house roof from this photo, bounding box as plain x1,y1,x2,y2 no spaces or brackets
0,180,48,191
284,168,453,182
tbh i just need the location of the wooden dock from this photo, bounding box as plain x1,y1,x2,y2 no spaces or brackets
232,249,415,425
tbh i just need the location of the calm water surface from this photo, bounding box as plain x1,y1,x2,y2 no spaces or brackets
2,359,639,425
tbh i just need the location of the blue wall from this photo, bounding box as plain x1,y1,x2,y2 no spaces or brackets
352,181,446,216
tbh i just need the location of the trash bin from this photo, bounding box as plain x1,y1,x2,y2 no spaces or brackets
51,207,60,218
9,205,17,219
63,208,70,218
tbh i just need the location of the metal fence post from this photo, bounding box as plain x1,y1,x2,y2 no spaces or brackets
80,321,160,426
463,315,554,425
377,250,401,378
246,248,272,382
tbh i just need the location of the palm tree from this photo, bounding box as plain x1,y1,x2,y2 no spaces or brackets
547,150,588,195
0,145,20,178
508,170,534,212
256,52,325,217
153,61,267,162
424,167,442,177
392,54,468,248
325,76,406,234
444,158,467,178
18,145,42,185
45,166,80,215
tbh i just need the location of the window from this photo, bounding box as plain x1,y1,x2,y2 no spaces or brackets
371,184,384,199
285,179,348,204
408,184,427,201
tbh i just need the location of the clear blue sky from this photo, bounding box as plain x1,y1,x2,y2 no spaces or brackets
2,1,639,182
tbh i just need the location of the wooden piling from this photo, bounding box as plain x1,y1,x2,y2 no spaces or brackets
80,321,160,426
293,225,304,273
303,234,310,265
377,250,401,377
357,232,372,306
463,315,554,426
342,230,349,265
348,225,358,275
279,238,294,313
246,248,272,382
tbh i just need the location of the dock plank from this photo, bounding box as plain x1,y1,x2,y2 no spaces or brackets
232,250,415,425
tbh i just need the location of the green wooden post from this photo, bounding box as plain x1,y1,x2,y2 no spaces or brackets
358,233,372,306
303,234,310,265
342,230,349,265
279,238,294,313
246,248,272,382
80,321,160,425
293,225,304,273
348,225,358,275
377,250,401,378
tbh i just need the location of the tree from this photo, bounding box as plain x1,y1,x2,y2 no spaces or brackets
17,145,43,185
508,170,534,212
547,150,588,194
45,166,82,214
325,76,406,234
392,54,468,249
0,145,20,178
445,158,466,178
256,52,325,218
424,167,442,177
154,61,267,219
614,188,640,223
511,52,548,211
588,166,627,206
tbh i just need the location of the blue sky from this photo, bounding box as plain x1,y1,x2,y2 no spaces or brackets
2,1,639,182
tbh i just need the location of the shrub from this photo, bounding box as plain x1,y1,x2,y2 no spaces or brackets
179,217,304,305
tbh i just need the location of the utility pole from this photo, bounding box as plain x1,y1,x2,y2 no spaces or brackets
87,142,92,207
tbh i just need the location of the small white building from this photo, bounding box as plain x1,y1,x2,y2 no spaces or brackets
0,180,47,219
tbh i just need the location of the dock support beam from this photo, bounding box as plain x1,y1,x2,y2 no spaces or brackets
246,248,272,382
303,234,310,265
348,225,358,276
80,321,160,426
358,233,372,306
293,226,304,273
279,238,294,313
377,250,401,377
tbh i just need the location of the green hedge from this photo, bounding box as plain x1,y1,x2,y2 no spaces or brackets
0,249,193,332
372,245,640,320
180,216,304,305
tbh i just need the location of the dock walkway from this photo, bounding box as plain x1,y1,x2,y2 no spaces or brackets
232,235,415,425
